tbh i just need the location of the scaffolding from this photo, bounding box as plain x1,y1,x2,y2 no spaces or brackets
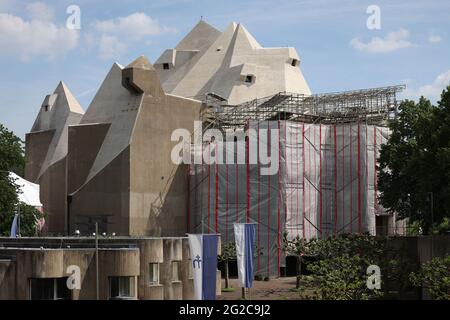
189,85,406,277
202,85,405,129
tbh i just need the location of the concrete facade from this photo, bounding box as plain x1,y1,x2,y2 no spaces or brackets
26,56,203,237
25,82,84,234
0,237,221,300
70,57,201,236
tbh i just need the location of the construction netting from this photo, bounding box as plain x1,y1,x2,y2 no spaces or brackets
187,120,390,277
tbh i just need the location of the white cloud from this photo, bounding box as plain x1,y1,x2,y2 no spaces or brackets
428,34,442,43
94,12,175,40
0,13,79,61
402,70,450,102
26,2,54,21
98,35,128,60
350,29,415,54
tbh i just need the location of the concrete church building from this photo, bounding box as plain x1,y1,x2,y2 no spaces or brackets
24,20,312,237
3,20,413,299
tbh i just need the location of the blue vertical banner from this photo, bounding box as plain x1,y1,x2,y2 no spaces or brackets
10,214,18,238
188,234,219,300
234,223,256,288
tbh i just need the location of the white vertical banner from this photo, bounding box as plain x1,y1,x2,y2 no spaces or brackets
188,234,203,300
234,223,256,288
234,224,245,287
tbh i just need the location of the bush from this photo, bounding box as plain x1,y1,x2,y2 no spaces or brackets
410,255,450,300
301,234,386,300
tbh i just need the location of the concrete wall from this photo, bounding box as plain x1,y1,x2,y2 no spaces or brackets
37,158,68,234
135,238,164,300
68,147,131,236
0,259,16,299
0,237,216,300
181,238,194,299
0,247,139,300
129,93,201,237
160,238,183,300
64,57,202,238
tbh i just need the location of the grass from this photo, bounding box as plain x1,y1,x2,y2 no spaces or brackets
222,287,236,293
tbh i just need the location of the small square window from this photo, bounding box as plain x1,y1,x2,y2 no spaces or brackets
245,75,254,83
291,59,299,67
163,63,170,70
171,261,180,282
149,263,159,285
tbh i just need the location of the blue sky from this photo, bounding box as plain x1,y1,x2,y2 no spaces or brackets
0,0,449,139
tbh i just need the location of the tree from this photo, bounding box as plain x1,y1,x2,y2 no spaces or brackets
410,255,450,300
378,86,450,234
218,242,236,290
0,124,41,236
282,232,309,289
0,202,44,237
301,234,386,300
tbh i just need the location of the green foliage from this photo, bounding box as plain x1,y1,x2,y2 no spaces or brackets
0,123,25,175
305,253,383,300
301,234,385,300
0,124,41,236
283,232,309,257
435,217,450,235
0,171,19,218
410,255,450,300
378,86,450,234
218,241,236,262
0,202,44,237
283,232,310,289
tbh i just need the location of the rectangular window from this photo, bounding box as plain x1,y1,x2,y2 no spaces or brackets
30,278,70,300
172,261,180,282
149,263,159,285
109,277,135,300
163,63,170,70
245,75,254,83
291,59,299,67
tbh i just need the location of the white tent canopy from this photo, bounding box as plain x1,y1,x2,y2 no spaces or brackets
9,172,42,207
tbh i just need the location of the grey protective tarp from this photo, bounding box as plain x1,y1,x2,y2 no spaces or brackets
188,120,389,277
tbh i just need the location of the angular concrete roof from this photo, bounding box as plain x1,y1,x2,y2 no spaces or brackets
81,62,142,183
126,55,155,70
31,81,84,179
155,21,311,104
175,20,221,51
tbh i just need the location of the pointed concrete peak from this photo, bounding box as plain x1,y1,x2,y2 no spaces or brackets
175,20,221,51
126,55,155,70
227,21,238,31
235,23,262,49
53,81,85,114
54,80,66,92
113,62,124,69
195,19,218,31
